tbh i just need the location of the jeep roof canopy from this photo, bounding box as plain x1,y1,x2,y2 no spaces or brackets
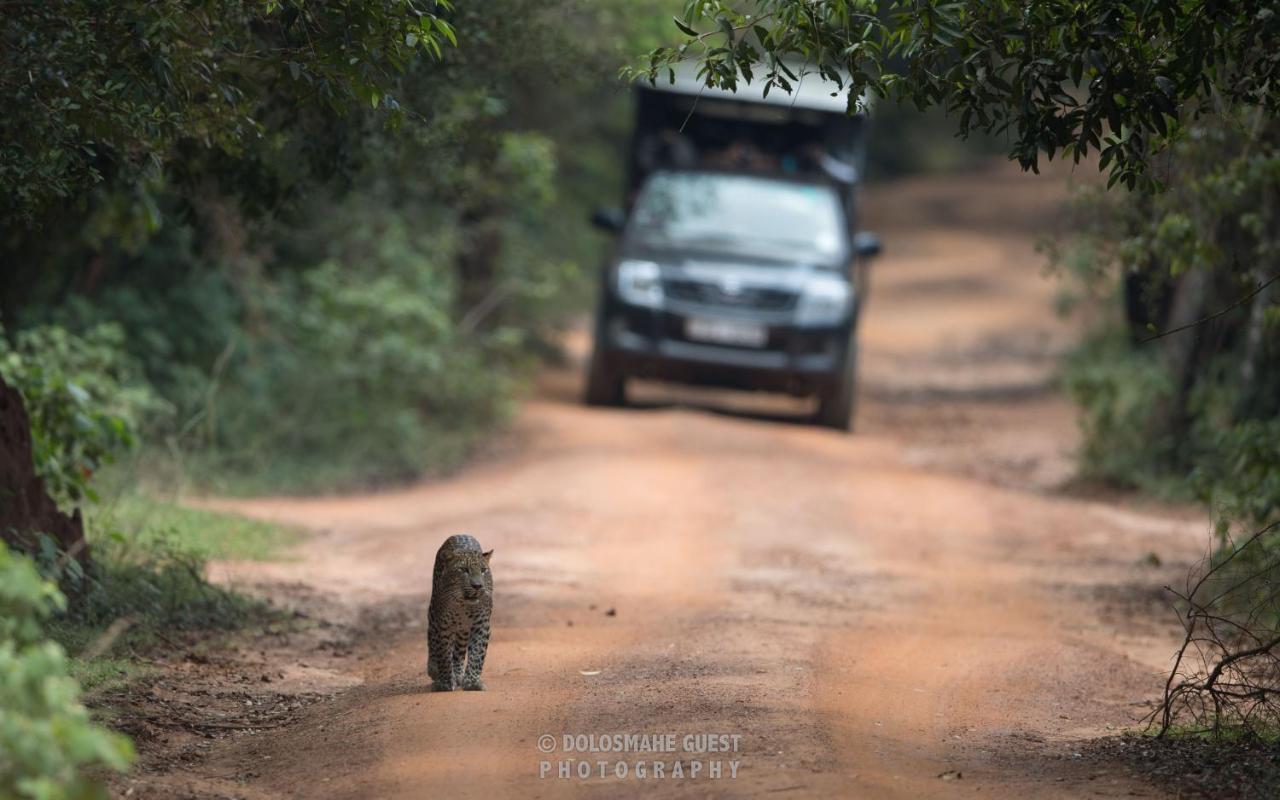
627,62,870,200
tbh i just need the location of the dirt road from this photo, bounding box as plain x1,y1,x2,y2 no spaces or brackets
186,164,1208,799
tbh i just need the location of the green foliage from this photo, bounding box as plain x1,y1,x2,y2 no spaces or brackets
0,0,457,226
180,210,516,492
0,542,134,800
1054,113,1280,695
640,1,1280,190
1054,109,1280,523
45,221,248,419
0,325,164,505
1194,420,1280,534
2,0,683,494
1063,330,1176,488
0,542,65,647
1063,327,1280,519
1117,121,1280,284
49,542,268,650
1070,384,1274,536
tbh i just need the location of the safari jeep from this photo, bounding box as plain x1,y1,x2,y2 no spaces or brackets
585,64,881,430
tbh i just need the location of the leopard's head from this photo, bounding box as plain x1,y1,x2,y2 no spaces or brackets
447,549,493,603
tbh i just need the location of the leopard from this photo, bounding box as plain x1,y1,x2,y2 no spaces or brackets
427,534,493,691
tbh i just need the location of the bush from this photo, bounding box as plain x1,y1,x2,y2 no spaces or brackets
48,222,246,423
0,541,134,799
1053,110,1280,520
0,324,164,505
49,546,269,655
15,208,559,495
1063,326,1280,526
1193,419,1280,533
183,212,521,492
36,495,289,664
1062,329,1177,489
1052,111,1280,738
0,320,286,657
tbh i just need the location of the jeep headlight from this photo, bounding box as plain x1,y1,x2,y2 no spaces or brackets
615,259,664,309
795,275,852,326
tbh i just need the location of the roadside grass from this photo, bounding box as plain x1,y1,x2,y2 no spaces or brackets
152,413,505,496
1152,724,1280,744
68,656,154,697
45,493,299,693
93,493,300,561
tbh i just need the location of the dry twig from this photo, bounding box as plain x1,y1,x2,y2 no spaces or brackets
1151,521,1280,737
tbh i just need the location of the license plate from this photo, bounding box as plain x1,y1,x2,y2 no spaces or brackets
684,317,768,348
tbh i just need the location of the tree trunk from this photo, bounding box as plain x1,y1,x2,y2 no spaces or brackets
1236,269,1274,412
1235,184,1278,420
1161,269,1211,457
0,375,89,564
455,205,505,325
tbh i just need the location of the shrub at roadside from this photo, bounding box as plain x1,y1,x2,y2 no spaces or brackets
174,207,533,493
1053,111,1280,524
0,324,164,505
0,541,134,799
1,322,289,676
32,135,582,494
39,521,278,668
1054,110,1280,738
1063,330,1177,491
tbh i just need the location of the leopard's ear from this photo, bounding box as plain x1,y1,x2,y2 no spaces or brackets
482,549,494,564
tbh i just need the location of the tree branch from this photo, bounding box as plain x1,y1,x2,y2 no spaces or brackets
1139,271,1280,344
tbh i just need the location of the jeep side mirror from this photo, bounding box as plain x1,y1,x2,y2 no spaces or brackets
854,231,882,259
591,207,626,234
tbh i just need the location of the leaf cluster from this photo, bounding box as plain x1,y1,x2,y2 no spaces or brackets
639,1,1280,189
0,325,165,506
0,542,134,800
0,0,457,225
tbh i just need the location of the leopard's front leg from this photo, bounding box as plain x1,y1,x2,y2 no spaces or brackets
427,621,455,692
451,636,468,688
461,618,490,691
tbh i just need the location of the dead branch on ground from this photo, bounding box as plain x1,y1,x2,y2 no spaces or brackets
1151,521,1280,737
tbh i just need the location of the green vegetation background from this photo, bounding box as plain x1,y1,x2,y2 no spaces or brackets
2,1,679,496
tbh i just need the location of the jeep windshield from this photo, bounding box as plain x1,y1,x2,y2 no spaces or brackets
629,172,846,263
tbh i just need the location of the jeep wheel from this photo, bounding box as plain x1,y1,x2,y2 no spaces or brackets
815,343,858,431
584,345,626,407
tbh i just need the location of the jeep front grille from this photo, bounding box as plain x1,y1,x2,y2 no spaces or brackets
663,279,797,311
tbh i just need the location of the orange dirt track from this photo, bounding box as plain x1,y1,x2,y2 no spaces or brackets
188,164,1207,799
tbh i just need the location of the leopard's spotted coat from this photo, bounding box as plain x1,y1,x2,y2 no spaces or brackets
427,534,493,691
